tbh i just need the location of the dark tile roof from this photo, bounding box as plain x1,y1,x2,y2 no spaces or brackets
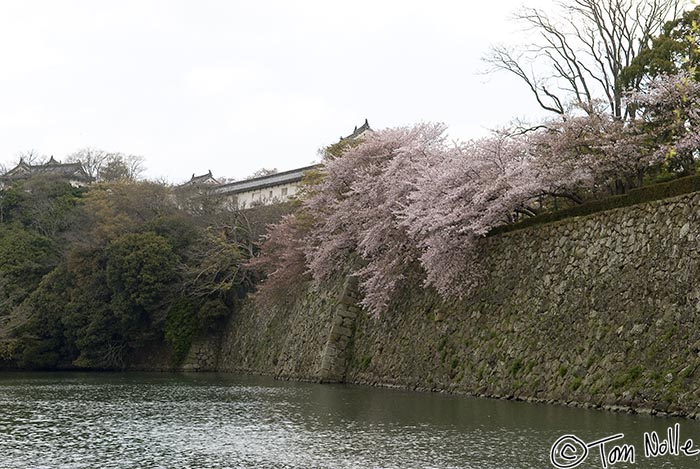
213,164,321,195
341,119,372,141
0,157,91,183
180,170,220,186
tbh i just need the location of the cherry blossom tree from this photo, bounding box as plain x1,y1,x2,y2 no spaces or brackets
254,120,638,314
253,78,700,314
528,106,651,194
401,122,600,297
627,71,700,174
249,212,312,307
304,124,447,313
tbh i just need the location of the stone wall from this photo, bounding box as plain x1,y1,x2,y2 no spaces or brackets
218,278,344,381
181,336,220,372
318,276,360,383
219,191,700,417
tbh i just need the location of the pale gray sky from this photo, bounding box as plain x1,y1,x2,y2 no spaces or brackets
0,0,553,183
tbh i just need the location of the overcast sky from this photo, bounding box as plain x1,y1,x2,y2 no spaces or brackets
0,0,554,183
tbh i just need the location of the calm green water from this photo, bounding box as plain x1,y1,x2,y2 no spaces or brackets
0,373,698,468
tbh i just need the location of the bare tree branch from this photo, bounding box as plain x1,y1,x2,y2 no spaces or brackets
65,147,109,180
484,0,684,119
483,46,565,114
15,149,46,165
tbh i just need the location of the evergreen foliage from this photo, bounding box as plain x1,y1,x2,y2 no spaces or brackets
0,178,256,369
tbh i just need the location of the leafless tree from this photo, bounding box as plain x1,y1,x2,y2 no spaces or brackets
484,0,684,119
65,147,110,179
15,149,46,165
119,153,146,181
65,148,146,181
180,209,256,298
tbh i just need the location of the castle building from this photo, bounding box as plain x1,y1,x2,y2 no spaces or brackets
212,164,320,209
0,157,92,189
180,170,220,187
340,118,371,141
177,119,372,209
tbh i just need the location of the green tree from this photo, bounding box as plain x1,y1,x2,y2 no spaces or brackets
0,224,58,315
164,297,197,365
0,174,263,370
61,232,179,369
12,267,76,369
622,6,700,88
0,178,83,236
96,153,145,182
59,248,118,368
0,184,20,224
81,181,177,246
106,231,179,328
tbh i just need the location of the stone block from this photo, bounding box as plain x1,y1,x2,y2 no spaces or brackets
334,325,352,337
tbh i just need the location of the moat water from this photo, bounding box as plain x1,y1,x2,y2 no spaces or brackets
0,372,699,468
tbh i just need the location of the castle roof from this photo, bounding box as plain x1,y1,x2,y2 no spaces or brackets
180,170,220,187
213,164,321,195
341,119,372,141
0,157,91,183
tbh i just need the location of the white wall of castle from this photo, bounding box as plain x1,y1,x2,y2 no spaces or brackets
232,181,299,209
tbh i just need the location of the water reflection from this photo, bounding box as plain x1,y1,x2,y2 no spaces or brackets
0,372,697,468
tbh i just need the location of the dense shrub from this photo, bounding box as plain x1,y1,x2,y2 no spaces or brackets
164,298,197,366
0,180,255,369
